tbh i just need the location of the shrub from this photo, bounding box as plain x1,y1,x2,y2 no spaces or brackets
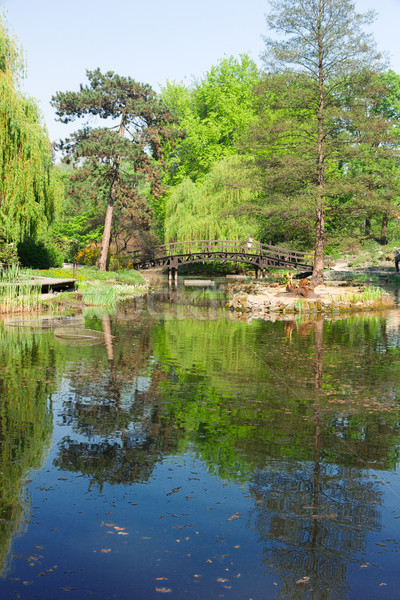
74,244,100,266
55,237,83,262
17,238,64,269
108,253,133,271
0,242,19,264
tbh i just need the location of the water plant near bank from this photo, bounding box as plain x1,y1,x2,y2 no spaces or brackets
0,265,42,313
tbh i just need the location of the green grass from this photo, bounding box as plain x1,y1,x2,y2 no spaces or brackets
75,281,148,307
25,266,146,285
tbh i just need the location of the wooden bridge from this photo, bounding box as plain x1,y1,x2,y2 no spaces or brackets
131,240,315,278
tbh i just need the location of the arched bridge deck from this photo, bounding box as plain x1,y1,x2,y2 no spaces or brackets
131,240,314,273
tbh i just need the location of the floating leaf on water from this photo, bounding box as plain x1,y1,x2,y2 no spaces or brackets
227,513,241,521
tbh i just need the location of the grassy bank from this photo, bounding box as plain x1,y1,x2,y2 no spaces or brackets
0,266,148,314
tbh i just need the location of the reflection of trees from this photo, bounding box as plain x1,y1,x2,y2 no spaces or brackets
150,312,398,598
248,317,382,600
0,327,55,576
55,317,181,487
151,315,400,481
250,463,381,600
54,402,178,487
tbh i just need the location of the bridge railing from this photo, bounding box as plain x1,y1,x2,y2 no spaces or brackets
132,240,314,267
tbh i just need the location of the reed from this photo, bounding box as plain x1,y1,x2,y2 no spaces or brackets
78,282,148,307
0,265,42,313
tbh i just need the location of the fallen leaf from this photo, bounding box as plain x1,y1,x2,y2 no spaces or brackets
227,513,241,521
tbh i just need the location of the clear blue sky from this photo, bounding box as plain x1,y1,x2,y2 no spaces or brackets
3,0,400,142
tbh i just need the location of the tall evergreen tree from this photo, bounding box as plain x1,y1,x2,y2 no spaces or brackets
52,70,175,270
248,0,386,282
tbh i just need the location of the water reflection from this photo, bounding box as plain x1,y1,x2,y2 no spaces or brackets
251,463,381,600
0,301,400,597
0,326,54,576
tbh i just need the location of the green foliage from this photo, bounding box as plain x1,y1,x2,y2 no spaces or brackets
54,237,83,263
0,14,62,242
52,69,176,269
241,0,390,278
165,156,257,242
52,209,104,245
17,238,64,269
0,242,18,264
161,54,259,185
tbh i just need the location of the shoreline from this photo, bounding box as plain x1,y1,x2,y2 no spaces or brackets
226,280,395,317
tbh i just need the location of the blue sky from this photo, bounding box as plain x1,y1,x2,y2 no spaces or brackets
3,0,400,142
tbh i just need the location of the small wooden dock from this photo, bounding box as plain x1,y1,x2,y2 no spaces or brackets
31,277,77,292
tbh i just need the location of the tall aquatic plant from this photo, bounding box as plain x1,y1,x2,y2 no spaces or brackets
0,13,63,242
0,265,41,313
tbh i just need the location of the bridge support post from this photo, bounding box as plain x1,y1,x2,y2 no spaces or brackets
168,267,178,286
255,267,259,279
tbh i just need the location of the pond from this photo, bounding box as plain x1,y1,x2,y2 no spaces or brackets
1,282,400,599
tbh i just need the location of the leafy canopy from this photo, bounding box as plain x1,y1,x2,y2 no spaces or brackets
161,54,259,184
0,13,62,242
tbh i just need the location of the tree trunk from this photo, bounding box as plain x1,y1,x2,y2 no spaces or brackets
380,212,389,245
365,215,371,237
312,13,325,285
313,207,325,284
97,116,126,271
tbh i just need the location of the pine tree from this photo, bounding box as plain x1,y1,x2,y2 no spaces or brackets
52,70,175,270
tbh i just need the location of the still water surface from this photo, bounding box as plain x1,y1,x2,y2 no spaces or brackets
1,284,400,599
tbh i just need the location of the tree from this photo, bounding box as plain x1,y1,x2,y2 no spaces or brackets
0,14,62,243
165,156,256,242
161,54,259,185
354,70,400,245
52,70,176,270
249,0,385,282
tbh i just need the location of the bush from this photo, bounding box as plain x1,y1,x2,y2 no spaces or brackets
17,238,64,269
55,238,83,263
74,244,100,266
108,253,133,271
0,242,19,264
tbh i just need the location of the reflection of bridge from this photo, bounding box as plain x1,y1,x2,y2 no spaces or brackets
132,240,314,278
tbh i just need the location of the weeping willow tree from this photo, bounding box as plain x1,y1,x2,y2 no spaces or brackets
165,156,257,241
0,14,62,243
